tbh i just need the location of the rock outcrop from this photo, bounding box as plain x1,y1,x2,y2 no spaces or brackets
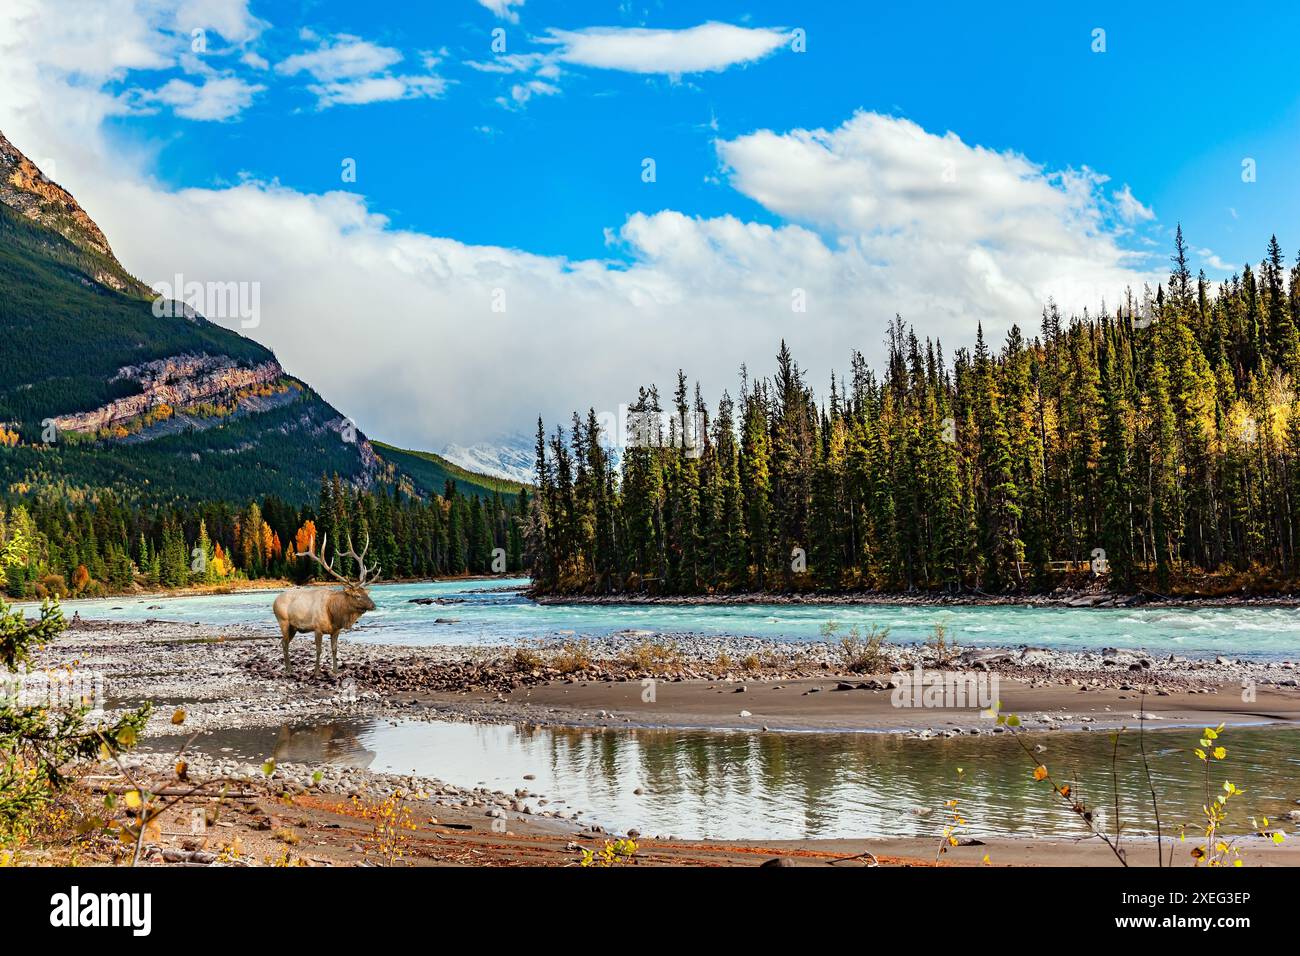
52,354,284,434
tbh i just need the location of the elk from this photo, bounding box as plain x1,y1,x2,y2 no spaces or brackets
273,532,379,675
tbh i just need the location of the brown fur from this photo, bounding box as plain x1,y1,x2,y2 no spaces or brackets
273,584,375,675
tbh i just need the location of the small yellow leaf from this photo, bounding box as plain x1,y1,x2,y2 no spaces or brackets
171,707,187,725
1213,746,1227,760
1032,765,1048,781
123,790,142,810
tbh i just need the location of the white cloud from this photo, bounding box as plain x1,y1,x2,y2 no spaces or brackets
1197,247,1234,272
171,0,265,44
715,112,1154,313
1113,183,1155,224
504,79,559,108
543,22,789,75
276,34,447,108
276,35,403,82
0,5,1161,449
135,75,264,121
470,22,782,108
476,0,524,24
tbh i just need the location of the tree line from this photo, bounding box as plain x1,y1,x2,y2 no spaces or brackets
527,229,1300,596
0,475,528,598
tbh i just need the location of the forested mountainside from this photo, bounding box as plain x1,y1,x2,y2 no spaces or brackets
529,229,1300,597
0,130,382,504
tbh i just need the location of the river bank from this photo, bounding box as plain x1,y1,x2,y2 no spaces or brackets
25,614,1300,865
54,747,1300,867
36,617,1300,739
59,748,1300,867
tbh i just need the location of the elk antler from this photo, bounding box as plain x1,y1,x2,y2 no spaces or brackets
298,531,380,586
337,532,380,586
297,532,352,585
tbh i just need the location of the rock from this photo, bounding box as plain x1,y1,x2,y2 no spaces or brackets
759,857,795,867
739,710,752,718
960,649,1013,666
834,681,856,691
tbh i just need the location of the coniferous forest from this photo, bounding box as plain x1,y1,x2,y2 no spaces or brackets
0,475,527,599
527,230,1300,597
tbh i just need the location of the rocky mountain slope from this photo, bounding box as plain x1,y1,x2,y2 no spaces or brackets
0,130,383,504
0,129,519,505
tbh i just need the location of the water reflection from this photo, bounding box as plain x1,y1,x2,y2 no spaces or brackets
271,723,376,769
157,720,1300,841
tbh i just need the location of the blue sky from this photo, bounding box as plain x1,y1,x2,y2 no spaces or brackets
95,0,1299,269
2,1,1298,450
86,0,1294,269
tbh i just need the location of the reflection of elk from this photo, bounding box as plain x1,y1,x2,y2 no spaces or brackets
272,533,378,675
272,722,375,768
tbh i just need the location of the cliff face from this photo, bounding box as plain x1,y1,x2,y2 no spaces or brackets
51,355,285,433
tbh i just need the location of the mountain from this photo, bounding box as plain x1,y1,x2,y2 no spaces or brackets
0,131,429,505
374,442,527,499
438,434,536,486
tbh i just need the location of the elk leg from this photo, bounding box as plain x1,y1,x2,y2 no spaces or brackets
330,632,338,673
313,632,323,676
280,622,294,673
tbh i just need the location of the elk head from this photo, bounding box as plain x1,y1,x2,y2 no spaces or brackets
297,531,379,612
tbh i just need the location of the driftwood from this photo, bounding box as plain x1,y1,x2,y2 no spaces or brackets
87,784,260,800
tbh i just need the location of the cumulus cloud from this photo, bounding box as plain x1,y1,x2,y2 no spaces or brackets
134,75,265,121
714,112,1155,316
276,35,403,82
0,3,1161,449
276,34,447,108
476,0,524,24
1113,183,1156,225
542,22,790,75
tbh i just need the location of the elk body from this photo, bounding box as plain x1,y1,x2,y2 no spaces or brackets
273,533,378,675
